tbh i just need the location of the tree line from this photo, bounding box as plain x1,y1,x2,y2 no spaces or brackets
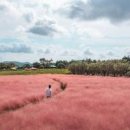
32,58,69,69
0,62,15,70
0,58,69,70
1,56,130,77
68,56,130,77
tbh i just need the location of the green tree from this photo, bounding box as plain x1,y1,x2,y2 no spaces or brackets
33,62,41,68
56,60,69,68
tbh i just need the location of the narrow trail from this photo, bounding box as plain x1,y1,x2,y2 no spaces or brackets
0,78,66,115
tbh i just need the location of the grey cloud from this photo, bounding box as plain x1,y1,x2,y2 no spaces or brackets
0,5,6,11
24,13,34,23
0,44,32,53
44,49,51,54
37,49,44,53
61,51,69,56
84,49,93,56
68,0,130,23
127,51,130,56
107,51,115,56
37,49,51,54
99,54,106,59
0,3,10,13
122,48,130,57
28,20,57,36
61,50,80,57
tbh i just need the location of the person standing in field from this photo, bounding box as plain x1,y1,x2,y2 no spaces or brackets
45,85,52,98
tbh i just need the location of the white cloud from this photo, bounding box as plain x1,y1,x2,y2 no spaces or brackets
0,1,23,35
0,0,130,62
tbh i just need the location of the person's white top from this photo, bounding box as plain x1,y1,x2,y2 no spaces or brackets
45,88,52,97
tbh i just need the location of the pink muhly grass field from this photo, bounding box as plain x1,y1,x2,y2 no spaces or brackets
0,74,130,130
0,75,59,113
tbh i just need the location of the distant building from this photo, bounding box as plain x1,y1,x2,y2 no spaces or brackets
11,67,17,70
24,68,30,71
24,67,37,71
30,67,37,70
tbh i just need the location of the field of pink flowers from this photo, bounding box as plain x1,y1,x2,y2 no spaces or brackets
0,74,130,130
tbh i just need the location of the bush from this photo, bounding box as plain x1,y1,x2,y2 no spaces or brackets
60,82,67,90
68,60,130,77
125,71,130,77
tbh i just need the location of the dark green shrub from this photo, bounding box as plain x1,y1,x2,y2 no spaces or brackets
126,71,130,77
60,82,67,90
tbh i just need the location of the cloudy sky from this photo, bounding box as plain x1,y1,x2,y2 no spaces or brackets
0,0,130,62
